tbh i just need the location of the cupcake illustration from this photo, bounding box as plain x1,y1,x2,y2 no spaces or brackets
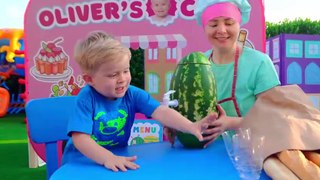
32,37,72,82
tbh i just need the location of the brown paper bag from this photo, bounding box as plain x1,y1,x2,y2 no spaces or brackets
239,85,320,161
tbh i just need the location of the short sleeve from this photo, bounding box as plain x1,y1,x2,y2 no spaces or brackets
129,86,160,117
254,54,280,95
67,88,94,136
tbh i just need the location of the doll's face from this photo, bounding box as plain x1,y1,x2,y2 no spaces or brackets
151,0,170,18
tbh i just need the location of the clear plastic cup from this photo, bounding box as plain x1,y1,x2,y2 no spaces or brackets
222,129,265,180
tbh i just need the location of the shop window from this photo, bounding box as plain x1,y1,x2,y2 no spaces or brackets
266,41,270,58
287,62,302,84
305,63,320,85
148,49,158,61
286,40,303,58
147,73,159,94
305,41,320,58
272,38,280,60
166,48,177,61
165,72,174,92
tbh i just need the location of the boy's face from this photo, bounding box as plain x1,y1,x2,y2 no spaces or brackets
151,0,170,18
86,54,131,100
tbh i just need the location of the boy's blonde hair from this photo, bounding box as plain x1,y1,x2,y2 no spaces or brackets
74,31,131,74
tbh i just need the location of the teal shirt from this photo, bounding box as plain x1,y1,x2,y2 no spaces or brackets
204,47,280,117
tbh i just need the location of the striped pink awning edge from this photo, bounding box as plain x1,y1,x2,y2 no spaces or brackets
116,34,187,50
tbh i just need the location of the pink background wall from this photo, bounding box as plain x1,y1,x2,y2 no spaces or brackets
25,0,265,100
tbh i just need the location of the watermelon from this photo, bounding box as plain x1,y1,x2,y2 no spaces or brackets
169,52,218,148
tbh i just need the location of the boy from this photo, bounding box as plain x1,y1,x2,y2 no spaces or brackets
149,0,175,25
62,31,213,172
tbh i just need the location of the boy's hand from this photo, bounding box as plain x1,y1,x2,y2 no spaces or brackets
103,154,140,172
164,126,176,147
191,113,216,142
164,113,216,147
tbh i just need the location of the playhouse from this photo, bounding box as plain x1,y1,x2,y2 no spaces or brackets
266,34,320,110
117,34,187,100
24,0,267,168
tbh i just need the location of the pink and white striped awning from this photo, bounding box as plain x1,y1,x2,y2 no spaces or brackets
116,34,187,50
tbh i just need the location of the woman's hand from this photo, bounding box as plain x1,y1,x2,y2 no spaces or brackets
202,105,243,148
191,113,216,141
202,105,228,148
163,113,215,147
103,154,140,172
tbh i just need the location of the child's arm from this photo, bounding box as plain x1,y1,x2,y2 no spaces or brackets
72,132,140,172
151,105,213,142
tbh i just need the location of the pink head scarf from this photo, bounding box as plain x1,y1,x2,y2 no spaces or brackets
202,2,242,27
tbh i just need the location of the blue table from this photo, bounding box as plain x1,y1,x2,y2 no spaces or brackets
50,139,270,180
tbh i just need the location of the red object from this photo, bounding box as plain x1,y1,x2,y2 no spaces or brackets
20,93,27,100
0,68,14,80
16,64,25,69
14,50,25,55
68,76,74,85
0,87,10,117
18,78,26,85
209,47,242,117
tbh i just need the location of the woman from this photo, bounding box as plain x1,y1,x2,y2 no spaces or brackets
194,0,280,146
193,2,320,179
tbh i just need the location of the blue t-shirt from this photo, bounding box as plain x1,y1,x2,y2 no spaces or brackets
204,47,280,117
62,85,160,164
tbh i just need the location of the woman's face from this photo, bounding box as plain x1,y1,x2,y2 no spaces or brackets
204,17,240,50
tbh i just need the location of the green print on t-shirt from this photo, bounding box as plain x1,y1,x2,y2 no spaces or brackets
92,109,128,146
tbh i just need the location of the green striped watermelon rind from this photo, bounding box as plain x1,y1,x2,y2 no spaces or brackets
170,52,218,148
